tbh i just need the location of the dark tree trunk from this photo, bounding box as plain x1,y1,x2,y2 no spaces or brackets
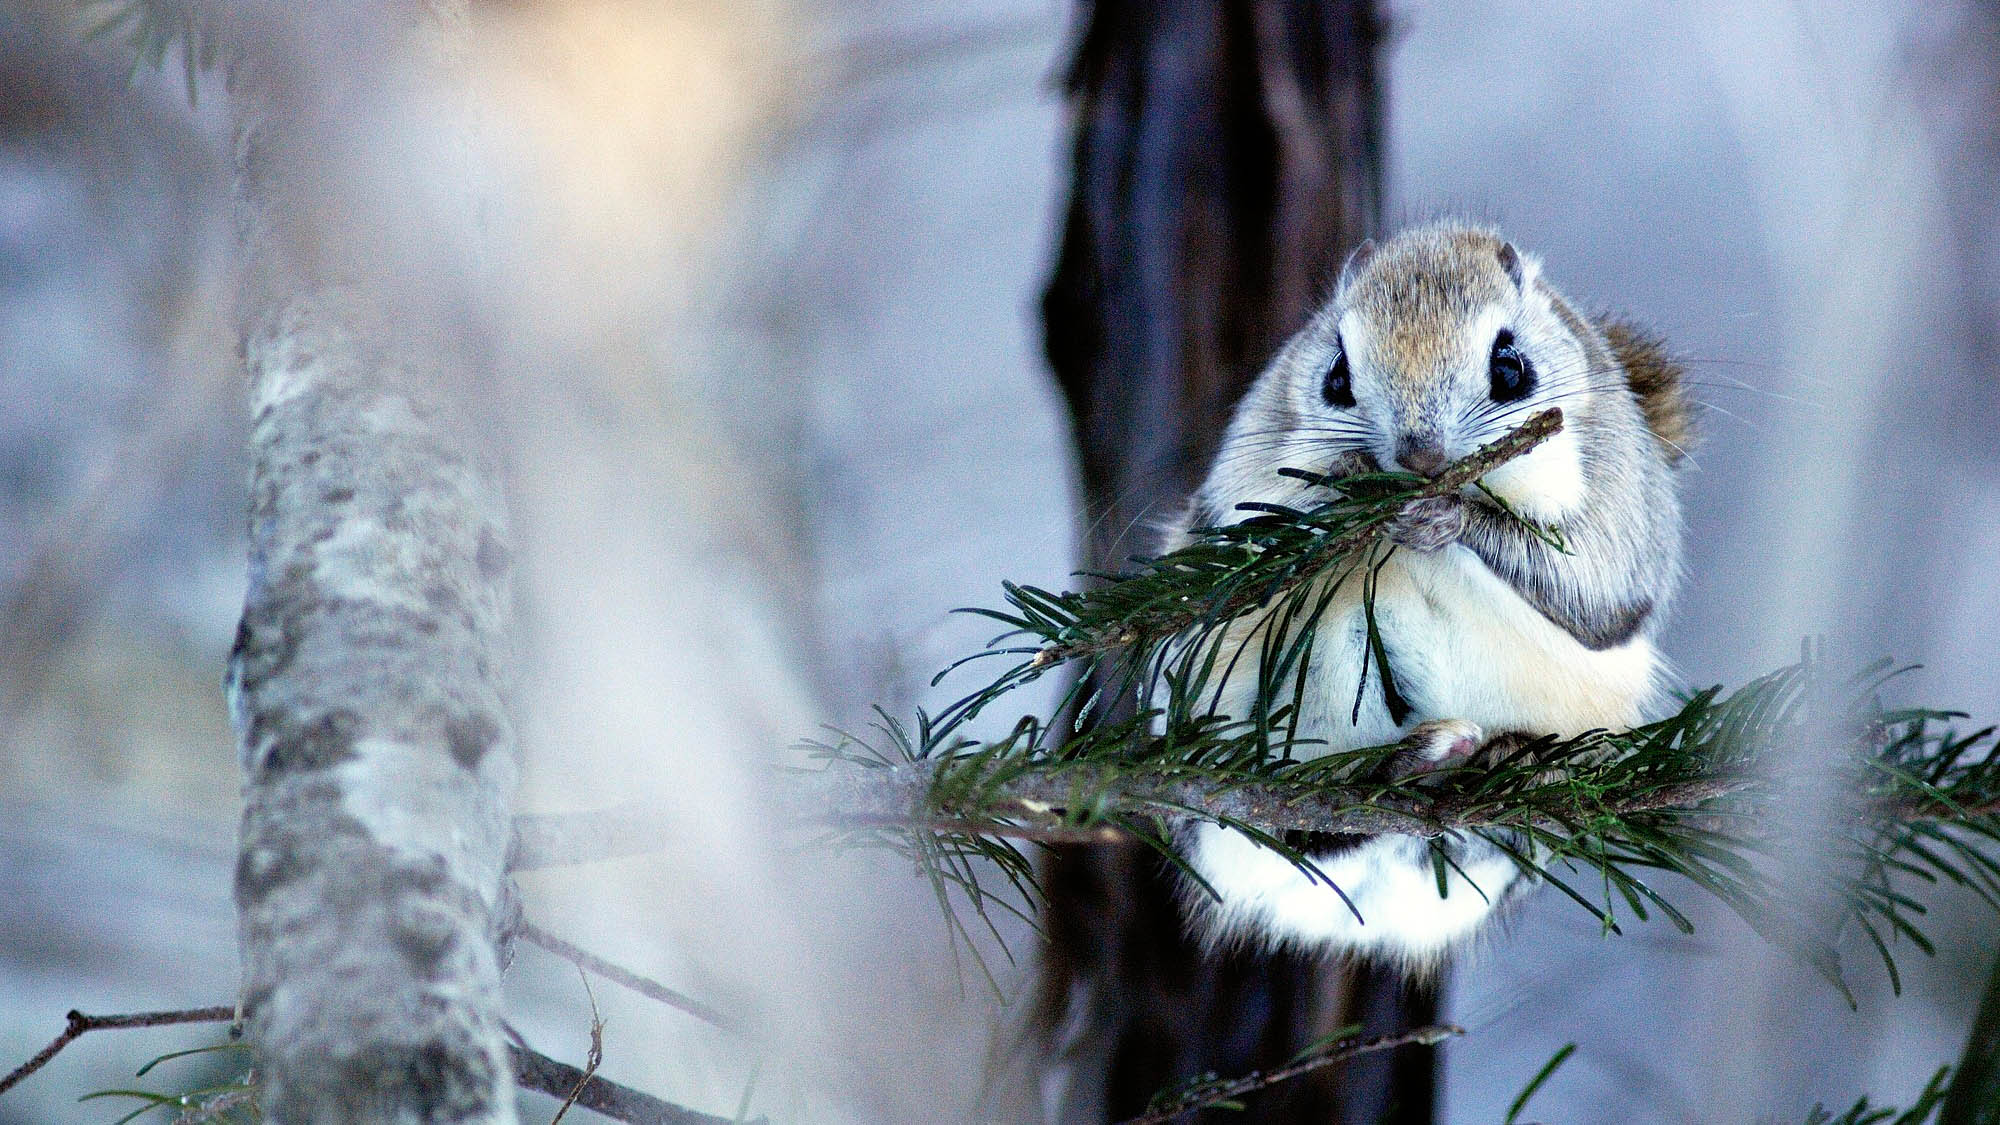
1033,2,1432,1122
1942,948,2000,1125
1939,8,2000,1125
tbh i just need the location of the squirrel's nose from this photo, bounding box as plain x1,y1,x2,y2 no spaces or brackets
1395,437,1449,478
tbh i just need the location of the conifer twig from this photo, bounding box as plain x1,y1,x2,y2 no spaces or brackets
1024,407,1563,671
805,757,1763,841
835,812,1127,843
516,401,2000,1007
510,764,1986,865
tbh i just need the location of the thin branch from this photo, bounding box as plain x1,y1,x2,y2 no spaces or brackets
511,1045,760,1125
512,801,1121,871
508,754,1990,869
512,804,673,871
0,1000,746,1125
509,406,2000,1011
813,761,1763,841
0,1006,235,1098
508,769,1986,865
519,921,745,1036
1112,1024,1464,1125
549,967,604,1125
833,812,1126,844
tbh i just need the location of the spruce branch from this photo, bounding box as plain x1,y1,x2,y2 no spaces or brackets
513,404,2000,1006
810,659,2000,998
789,399,2000,1001
940,407,1564,738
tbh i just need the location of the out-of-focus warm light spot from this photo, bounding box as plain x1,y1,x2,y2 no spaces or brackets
468,0,797,266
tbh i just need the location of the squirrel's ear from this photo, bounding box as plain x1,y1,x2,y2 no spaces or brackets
1497,242,1525,289
1338,238,1377,291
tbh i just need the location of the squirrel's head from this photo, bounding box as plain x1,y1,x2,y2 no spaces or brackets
1265,222,1606,520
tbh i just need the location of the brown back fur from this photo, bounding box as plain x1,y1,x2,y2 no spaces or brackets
1598,317,1694,464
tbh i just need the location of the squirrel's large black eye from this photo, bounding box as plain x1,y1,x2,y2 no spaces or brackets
1323,341,1356,408
1488,329,1534,403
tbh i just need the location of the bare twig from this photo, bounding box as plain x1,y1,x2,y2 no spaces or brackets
512,804,674,871
833,812,1126,844
519,922,745,1036
0,1000,746,1125
512,1044,758,1125
549,968,604,1125
822,15,1052,88
0,1006,235,1098
1111,1023,1464,1125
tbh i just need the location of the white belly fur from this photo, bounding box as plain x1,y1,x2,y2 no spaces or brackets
1184,543,1659,965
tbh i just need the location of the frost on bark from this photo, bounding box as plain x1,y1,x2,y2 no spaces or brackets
224,4,521,1121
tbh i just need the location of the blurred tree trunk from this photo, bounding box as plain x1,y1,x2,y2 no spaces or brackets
1943,949,2000,1124
227,3,522,1120
1033,2,1431,1122
1940,6,2000,1124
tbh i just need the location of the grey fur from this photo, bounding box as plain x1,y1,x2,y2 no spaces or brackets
1455,284,1683,652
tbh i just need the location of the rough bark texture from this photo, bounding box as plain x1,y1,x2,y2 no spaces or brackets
226,4,521,1121
1034,2,1426,1121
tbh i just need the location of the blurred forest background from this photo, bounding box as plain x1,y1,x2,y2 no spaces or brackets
3,0,1999,1121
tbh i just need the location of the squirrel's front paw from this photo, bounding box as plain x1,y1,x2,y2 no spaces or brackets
1327,450,1381,480
1388,494,1465,552
1383,719,1484,782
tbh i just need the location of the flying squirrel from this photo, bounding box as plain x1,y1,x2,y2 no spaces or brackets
1165,220,1692,969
